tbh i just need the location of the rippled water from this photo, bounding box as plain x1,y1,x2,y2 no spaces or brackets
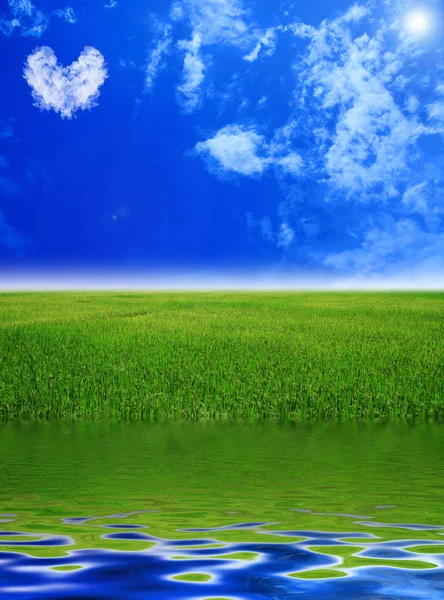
1,421,444,598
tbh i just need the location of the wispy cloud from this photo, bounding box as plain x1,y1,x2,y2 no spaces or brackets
177,33,206,112
104,0,118,8
172,0,255,112
243,26,281,62
0,123,14,139
257,95,268,109
249,216,295,250
140,0,268,113
54,7,77,24
0,0,48,37
1,0,77,37
277,223,295,249
119,58,137,70
325,216,444,276
171,0,252,46
145,24,172,92
24,46,108,119
402,181,430,215
259,217,275,243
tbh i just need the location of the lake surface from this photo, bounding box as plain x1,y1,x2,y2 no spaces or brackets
0,421,444,598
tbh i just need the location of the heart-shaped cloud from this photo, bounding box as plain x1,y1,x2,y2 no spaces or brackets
24,46,108,119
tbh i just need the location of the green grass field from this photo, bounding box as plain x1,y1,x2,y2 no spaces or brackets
0,291,443,421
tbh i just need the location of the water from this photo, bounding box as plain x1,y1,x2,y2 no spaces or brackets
0,421,444,598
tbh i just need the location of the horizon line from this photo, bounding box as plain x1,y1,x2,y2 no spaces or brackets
0,271,443,291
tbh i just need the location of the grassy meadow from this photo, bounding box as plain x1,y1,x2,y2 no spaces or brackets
0,291,443,421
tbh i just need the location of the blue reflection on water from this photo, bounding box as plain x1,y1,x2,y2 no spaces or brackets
1,521,444,599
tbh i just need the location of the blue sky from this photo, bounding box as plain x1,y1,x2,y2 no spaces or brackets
1,0,444,288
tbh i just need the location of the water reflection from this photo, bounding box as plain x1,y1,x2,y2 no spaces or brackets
1,421,444,598
1,517,444,599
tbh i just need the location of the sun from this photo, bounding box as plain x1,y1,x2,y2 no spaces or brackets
405,9,433,35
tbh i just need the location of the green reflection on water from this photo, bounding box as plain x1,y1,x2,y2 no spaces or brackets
0,420,443,566
290,569,348,579
172,573,213,583
409,545,444,554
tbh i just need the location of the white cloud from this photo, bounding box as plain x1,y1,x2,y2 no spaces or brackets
104,0,118,8
24,46,108,119
54,7,77,24
0,0,48,36
145,24,172,92
195,124,303,177
196,125,266,176
289,7,431,201
177,34,206,112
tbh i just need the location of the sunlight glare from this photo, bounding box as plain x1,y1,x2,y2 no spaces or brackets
405,9,433,36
